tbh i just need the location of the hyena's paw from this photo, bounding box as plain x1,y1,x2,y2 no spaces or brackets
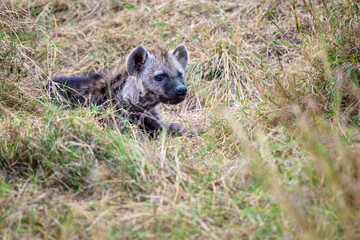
168,123,195,137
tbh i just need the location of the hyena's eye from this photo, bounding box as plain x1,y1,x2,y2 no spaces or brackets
178,72,183,78
154,75,165,81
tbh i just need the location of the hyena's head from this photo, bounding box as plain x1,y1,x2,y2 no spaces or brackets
126,44,189,105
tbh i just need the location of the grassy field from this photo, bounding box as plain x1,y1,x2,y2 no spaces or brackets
1,0,360,239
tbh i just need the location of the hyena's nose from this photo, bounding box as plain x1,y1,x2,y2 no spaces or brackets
175,86,187,96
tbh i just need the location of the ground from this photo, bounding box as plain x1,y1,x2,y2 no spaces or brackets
1,0,360,239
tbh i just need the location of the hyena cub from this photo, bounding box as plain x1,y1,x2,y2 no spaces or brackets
48,44,193,137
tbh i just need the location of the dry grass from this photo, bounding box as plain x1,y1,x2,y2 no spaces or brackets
1,0,360,239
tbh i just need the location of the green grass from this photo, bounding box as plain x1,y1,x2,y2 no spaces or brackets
1,0,360,239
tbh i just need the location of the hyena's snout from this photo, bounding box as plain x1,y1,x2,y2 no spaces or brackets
175,85,187,96
160,82,188,105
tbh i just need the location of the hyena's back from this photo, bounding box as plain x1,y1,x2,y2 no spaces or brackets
49,75,95,104
48,67,127,106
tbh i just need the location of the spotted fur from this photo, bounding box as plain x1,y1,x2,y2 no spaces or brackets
47,44,193,137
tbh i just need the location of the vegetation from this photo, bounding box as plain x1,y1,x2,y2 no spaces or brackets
1,0,360,239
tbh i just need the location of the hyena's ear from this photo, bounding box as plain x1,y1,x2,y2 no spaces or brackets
172,44,189,70
126,45,149,76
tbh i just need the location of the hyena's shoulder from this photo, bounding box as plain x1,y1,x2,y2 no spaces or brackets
48,64,129,106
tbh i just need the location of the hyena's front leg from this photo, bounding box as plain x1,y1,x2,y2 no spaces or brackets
139,109,162,138
167,122,194,137
140,108,193,137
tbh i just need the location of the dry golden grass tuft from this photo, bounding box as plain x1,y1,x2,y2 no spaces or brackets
1,0,360,239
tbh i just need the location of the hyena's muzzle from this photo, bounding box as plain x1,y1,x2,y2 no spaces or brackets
159,76,188,105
